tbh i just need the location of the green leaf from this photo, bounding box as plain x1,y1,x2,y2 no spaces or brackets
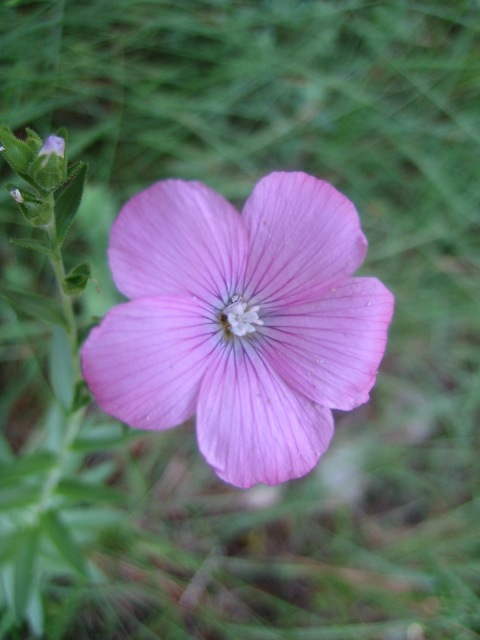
56,479,124,504
0,485,43,512
0,125,34,174
0,530,20,565
71,380,92,412
80,460,117,485
0,451,57,486
0,286,66,328
49,326,74,410
41,510,90,578
9,237,54,258
63,261,91,296
55,126,69,143
43,403,65,452
13,525,39,619
25,590,44,638
18,199,54,226
25,128,43,151
72,422,133,453
55,161,87,247
64,506,125,533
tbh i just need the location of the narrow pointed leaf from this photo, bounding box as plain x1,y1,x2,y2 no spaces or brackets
25,128,43,151
55,126,68,143
72,380,92,412
17,199,53,226
13,525,39,618
0,531,20,565
49,326,74,410
0,485,43,512
0,126,34,173
25,590,44,638
41,510,90,578
55,161,87,247
0,451,57,486
0,286,66,328
56,479,124,504
72,422,132,453
9,237,54,258
15,170,46,192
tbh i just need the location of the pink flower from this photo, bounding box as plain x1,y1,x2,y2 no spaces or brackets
81,172,394,488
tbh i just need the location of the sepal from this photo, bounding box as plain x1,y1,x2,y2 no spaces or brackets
6,183,54,226
0,126,34,174
17,199,53,227
31,134,67,191
24,128,44,152
63,262,91,296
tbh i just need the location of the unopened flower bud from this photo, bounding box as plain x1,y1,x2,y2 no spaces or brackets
32,134,67,191
0,146,5,152
38,135,65,163
10,188,24,203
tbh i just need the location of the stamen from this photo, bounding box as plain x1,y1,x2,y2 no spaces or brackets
221,296,263,337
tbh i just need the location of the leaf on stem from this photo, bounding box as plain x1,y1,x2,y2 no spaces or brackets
0,530,20,566
0,451,57,487
72,380,92,412
0,126,34,174
13,525,39,619
49,326,74,410
9,237,54,258
25,590,44,638
72,422,133,453
41,510,91,578
0,485,43,513
0,286,67,328
55,161,88,248
63,262,92,296
25,128,43,151
56,479,124,505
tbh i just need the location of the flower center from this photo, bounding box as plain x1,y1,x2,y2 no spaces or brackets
220,295,263,337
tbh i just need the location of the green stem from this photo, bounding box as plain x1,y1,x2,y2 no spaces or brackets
32,194,86,518
33,407,84,518
45,193,81,384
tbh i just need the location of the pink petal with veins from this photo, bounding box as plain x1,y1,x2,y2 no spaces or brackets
197,343,334,488
82,296,218,430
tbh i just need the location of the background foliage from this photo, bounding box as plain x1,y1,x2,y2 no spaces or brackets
1,0,479,638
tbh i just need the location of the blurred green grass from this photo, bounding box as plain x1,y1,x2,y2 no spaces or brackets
1,0,479,638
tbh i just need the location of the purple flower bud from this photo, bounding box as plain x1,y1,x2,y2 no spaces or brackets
38,135,65,160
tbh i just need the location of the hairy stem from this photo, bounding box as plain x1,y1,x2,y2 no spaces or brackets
32,194,86,517
45,193,81,384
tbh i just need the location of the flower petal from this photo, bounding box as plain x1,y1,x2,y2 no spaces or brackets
109,180,248,304
81,296,219,430
197,343,334,488
260,277,394,410
241,172,367,306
